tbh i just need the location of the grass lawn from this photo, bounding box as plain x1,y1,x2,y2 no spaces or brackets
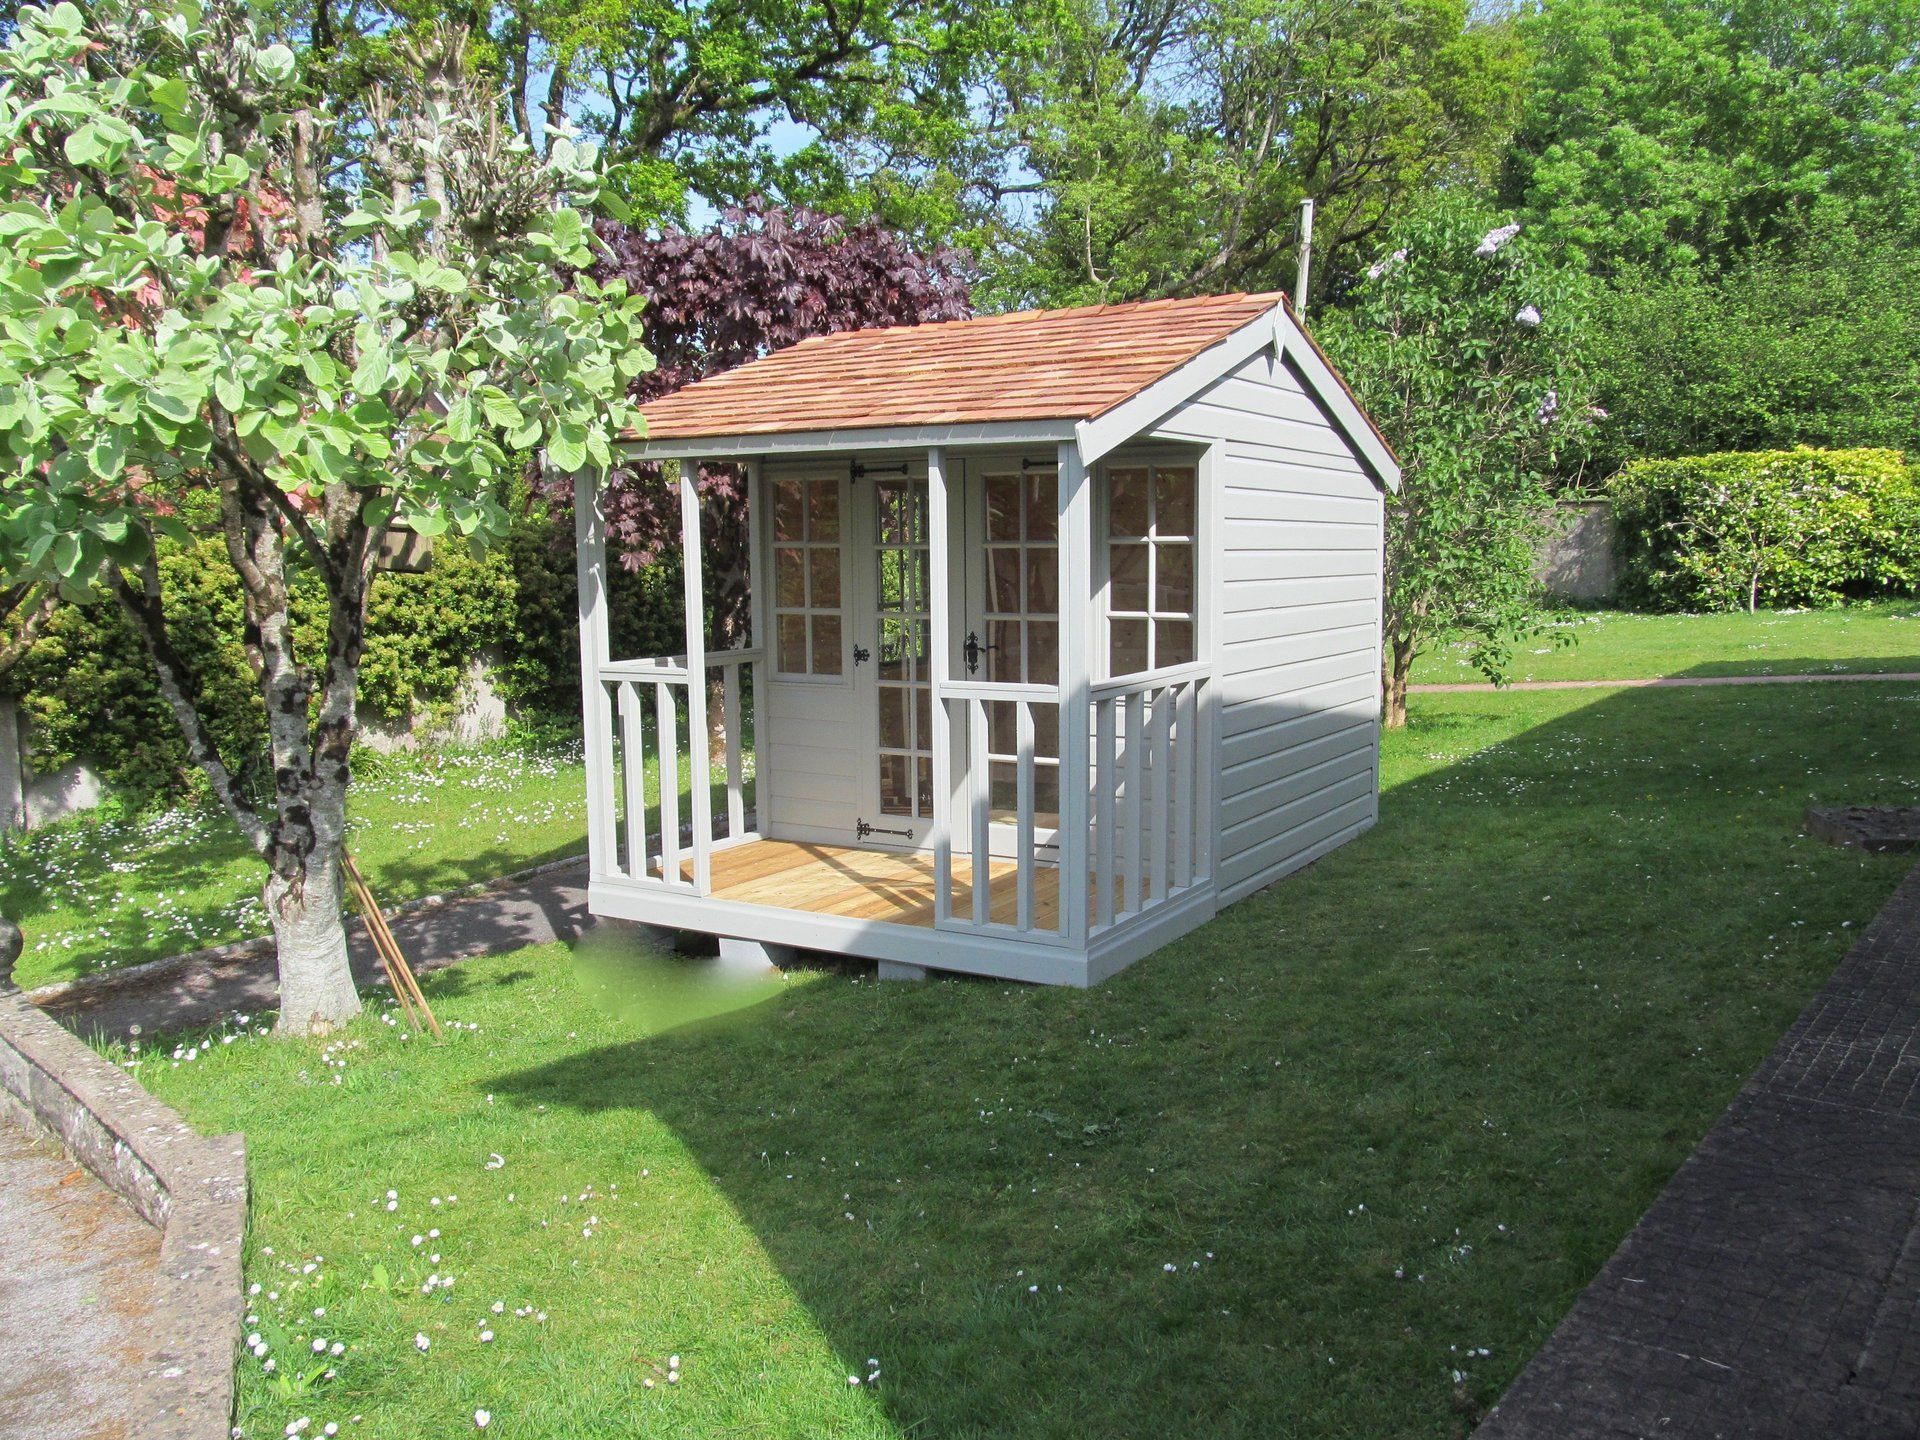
124,677,1918,1439
1412,598,1920,684
0,740,592,991
1,734,746,992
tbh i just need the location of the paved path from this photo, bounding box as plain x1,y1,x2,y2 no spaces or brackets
0,1113,164,1440
1414,669,1920,693
1479,858,1920,1438
42,860,595,1040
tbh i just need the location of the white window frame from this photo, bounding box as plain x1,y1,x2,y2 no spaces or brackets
765,464,851,684
1095,448,1205,682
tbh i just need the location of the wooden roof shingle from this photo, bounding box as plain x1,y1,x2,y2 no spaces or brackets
633,292,1287,442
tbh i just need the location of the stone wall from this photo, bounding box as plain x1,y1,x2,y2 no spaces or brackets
0,944,245,1440
0,697,106,831
1537,499,1618,602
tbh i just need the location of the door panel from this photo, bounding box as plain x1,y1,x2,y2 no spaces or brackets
863,475,934,844
758,460,861,845
961,458,1063,856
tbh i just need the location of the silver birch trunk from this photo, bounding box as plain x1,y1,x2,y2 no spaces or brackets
266,852,361,1032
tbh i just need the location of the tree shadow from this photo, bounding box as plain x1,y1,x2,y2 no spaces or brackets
482,671,1918,1437
0,814,264,986
1645,653,1920,679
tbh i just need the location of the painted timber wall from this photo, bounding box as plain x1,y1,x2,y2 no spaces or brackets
1151,346,1385,904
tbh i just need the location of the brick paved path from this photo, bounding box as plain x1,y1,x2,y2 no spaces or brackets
1479,860,1920,1439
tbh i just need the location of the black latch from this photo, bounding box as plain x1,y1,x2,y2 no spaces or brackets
963,629,998,676
852,645,871,666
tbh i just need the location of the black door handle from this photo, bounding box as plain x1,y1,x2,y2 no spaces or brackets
963,630,998,676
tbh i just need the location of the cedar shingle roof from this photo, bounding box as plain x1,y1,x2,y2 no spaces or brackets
634,292,1286,442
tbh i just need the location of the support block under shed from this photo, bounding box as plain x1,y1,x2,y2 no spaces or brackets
877,960,928,983
717,937,794,975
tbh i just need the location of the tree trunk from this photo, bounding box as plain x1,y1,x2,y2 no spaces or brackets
1382,632,1414,730
266,847,362,1034
707,674,728,765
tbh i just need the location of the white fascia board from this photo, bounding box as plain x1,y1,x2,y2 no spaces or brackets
622,418,1079,462
1274,308,1402,492
1073,312,1280,468
1073,302,1402,494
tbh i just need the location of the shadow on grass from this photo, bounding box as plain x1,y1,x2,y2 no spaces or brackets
1649,652,1920,679
0,819,260,981
482,672,1917,1438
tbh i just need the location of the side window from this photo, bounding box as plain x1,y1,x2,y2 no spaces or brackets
771,475,844,678
1106,463,1196,676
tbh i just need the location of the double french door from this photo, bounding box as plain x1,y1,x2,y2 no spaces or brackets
846,458,1063,855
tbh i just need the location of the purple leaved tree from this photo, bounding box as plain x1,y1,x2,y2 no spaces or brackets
562,200,973,752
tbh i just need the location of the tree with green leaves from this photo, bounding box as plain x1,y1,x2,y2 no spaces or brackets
965,0,1528,309
452,0,1017,223
1584,221,1920,469
1506,0,1920,273
0,0,648,1031
1318,196,1598,727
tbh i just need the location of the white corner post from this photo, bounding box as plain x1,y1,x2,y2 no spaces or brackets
681,462,713,895
1057,439,1093,946
573,466,618,880
743,458,770,808
927,446,953,923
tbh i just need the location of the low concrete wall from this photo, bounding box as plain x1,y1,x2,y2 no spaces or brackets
1537,500,1618,602
0,952,246,1440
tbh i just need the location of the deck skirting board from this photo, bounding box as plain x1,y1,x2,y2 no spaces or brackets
588,880,1093,986
1086,882,1221,985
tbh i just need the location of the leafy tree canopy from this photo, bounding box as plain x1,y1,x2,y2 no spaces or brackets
339,0,1026,225
0,0,647,1028
1507,0,1920,272
915,0,1530,309
1587,220,1920,468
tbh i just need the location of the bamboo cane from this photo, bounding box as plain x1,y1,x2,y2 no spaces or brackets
366,875,439,1038
343,853,420,1030
342,851,443,1039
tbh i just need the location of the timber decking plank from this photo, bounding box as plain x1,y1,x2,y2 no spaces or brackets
669,839,1064,931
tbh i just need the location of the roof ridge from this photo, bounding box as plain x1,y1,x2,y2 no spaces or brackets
783,291,1285,349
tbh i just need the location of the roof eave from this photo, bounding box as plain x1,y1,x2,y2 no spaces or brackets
1274,302,1402,492
620,417,1081,462
1072,306,1286,468
1073,300,1401,493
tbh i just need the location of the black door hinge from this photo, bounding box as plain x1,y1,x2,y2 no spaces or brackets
857,818,914,841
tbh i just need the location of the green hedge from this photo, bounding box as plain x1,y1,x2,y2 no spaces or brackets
13,509,683,803
1608,447,1920,612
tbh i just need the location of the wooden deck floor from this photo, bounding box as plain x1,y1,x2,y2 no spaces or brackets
674,839,1061,929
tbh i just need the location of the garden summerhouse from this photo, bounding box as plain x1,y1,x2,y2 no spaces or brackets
570,293,1400,986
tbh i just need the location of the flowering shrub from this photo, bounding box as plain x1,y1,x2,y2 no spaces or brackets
1319,195,1598,726
1608,447,1920,611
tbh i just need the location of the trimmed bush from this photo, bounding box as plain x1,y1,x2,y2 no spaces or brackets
1608,447,1920,611
12,509,684,804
